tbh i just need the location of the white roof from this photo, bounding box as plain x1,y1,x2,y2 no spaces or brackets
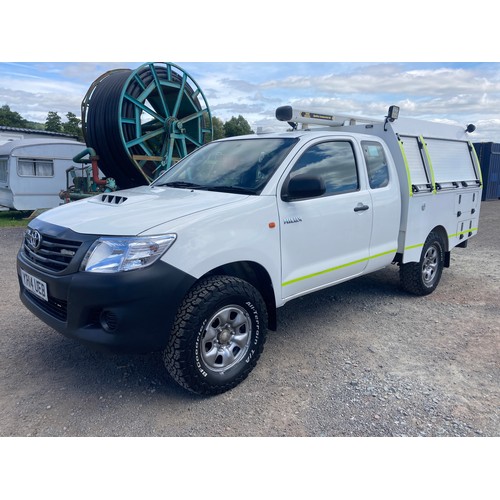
0,138,85,156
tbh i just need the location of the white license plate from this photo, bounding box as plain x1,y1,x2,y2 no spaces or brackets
21,269,48,302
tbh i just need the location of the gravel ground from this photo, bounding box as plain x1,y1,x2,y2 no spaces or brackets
0,201,498,438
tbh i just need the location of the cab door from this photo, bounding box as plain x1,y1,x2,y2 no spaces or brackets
278,138,373,300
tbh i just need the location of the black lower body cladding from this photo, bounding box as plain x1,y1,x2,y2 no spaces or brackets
17,252,197,353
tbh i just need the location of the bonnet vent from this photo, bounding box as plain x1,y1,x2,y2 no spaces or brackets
100,194,128,205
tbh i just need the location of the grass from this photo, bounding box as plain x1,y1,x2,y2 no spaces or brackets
0,210,31,228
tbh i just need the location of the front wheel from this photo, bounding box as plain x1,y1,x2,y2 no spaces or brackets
400,231,446,296
164,275,268,395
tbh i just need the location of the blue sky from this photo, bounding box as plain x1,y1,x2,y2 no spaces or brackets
1,61,499,142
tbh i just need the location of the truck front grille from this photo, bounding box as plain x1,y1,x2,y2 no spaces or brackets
23,228,82,273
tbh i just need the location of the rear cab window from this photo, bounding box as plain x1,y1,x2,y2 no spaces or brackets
361,141,389,189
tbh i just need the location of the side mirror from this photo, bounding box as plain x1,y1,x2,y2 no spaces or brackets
283,174,326,201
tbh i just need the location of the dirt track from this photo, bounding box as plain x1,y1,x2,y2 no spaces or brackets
0,201,498,437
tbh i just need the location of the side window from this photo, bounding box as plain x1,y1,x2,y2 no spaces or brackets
289,141,358,196
0,159,7,183
362,141,389,189
17,158,54,177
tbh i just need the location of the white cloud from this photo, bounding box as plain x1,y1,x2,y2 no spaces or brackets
0,62,499,141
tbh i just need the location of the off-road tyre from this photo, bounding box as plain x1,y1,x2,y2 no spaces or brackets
400,231,446,296
163,275,268,396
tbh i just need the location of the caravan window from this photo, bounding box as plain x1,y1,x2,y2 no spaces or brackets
0,159,7,182
17,158,54,177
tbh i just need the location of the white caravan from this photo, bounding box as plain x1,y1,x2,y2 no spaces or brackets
0,139,85,210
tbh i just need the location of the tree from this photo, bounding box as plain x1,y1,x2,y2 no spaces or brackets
223,115,253,137
45,111,62,133
0,104,29,128
63,112,83,140
211,116,225,140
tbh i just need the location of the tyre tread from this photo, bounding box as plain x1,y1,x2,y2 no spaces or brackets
163,275,267,395
400,231,445,296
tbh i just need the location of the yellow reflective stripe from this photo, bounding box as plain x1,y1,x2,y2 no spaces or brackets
397,138,413,198
420,136,436,194
284,228,480,288
405,229,478,252
449,228,478,238
282,249,396,287
404,243,424,251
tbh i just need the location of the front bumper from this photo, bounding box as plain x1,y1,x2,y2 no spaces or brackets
17,237,196,353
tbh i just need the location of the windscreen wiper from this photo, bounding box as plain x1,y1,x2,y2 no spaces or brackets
158,182,257,195
204,185,258,195
159,181,204,189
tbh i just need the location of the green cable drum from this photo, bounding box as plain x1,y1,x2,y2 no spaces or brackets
82,62,212,189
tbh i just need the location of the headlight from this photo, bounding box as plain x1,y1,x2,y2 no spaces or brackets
81,234,177,273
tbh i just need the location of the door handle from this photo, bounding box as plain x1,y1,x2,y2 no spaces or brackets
354,203,370,212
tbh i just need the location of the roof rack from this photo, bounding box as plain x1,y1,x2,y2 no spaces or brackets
275,105,399,130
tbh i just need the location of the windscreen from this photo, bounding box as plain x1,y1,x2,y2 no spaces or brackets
153,137,298,194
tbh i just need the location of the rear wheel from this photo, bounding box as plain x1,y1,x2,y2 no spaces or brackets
400,231,445,296
164,275,268,395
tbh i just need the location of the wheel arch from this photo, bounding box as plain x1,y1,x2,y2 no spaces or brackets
400,226,447,296
400,225,450,265
430,225,450,267
431,225,449,252
201,261,277,331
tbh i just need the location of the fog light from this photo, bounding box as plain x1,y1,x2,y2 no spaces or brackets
100,310,118,332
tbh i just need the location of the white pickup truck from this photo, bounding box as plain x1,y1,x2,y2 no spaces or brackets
17,105,482,395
